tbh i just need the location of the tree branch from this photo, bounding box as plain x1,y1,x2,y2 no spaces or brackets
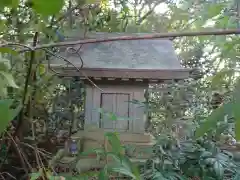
137,0,165,25
54,3,81,25
3,29,238,52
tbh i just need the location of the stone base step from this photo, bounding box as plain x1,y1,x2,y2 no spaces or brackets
81,139,154,159
71,130,154,144
71,130,155,159
54,149,149,173
75,158,148,173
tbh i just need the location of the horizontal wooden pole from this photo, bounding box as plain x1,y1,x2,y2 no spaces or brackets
34,29,240,49
2,29,240,52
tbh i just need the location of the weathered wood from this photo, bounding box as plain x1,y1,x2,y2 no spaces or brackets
84,85,146,133
101,93,115,129
115,94,130,130
71,129,154,144
83,78,152,85
92,87,101,125
26,29,240,51
84,86,93,127
132,88,146,133
49,67,190,80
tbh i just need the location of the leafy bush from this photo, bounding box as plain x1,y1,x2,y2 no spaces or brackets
143,134,240,180
31,132,140,180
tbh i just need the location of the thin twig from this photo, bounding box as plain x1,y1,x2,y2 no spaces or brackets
45,49,104,92
20,142,51,156
0,174,5,180
0,172,16,180
136,0,164,25
7,133,31,172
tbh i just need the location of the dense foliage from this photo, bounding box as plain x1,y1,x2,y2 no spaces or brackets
0,0,240,179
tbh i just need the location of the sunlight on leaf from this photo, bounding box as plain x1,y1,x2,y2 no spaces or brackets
30,172,41,180
38,64,46,76
0,0,19,9
206,4,224,18
0,72,19,88
210,69,234,88
32,0,64,16
85,0,99,4
195,102,233,138
0,47,18,56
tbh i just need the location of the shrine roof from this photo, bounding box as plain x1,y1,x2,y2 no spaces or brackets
50,32,190,80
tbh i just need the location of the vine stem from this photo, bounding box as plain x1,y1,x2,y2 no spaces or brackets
14,32,39,138
0,32,39,174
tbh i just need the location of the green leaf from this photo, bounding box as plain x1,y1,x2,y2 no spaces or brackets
85,0,98,4
0,99,21,134
98,169,108,180
164,172,188,180
153,172,166,180
233,172,240,180
98,108,118,121
206,4,224,18
232,79,240,140
120,156,140,180
200,151,212,159
213,161,224,178
32,0,64,16
210,69,234,88
194,102,233,138
106,153,140,180
0,86,7,97
131,163,141,180
106,152,122,164
0,0,19,9
0,58,11,71
0,72,18,88
0,47,18,56
81,148,104,156
104,132,123,154
216,16,230,28
233,103,240,140
119,155,132,172
227,17,238,28
37,64,46,76
108,112,117,121
30,172,41,180
108,165,136,179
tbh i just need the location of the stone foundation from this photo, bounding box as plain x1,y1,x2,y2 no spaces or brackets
71,129,155,158
55,130,155,173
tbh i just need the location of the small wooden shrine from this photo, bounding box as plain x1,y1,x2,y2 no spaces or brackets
50,32,190,172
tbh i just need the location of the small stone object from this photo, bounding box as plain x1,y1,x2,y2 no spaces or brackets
69,139,78,156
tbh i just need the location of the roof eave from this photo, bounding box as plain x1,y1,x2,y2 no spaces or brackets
48,66,191,80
